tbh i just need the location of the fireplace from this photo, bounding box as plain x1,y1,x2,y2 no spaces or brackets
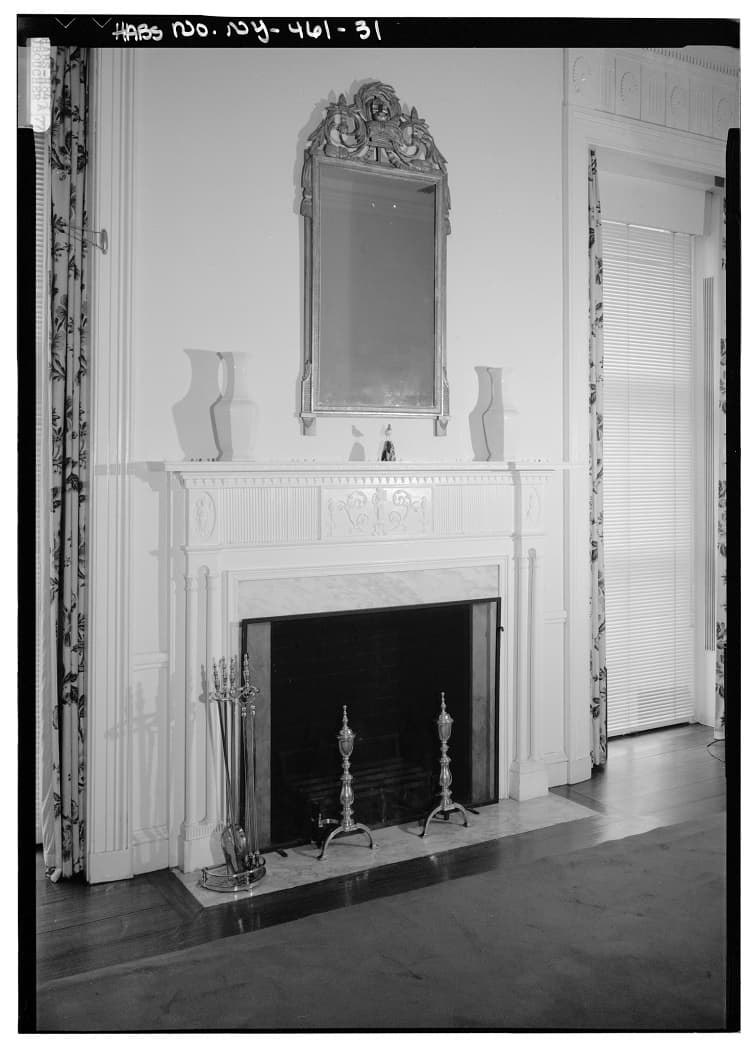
242,599,499,848
166,461,551,873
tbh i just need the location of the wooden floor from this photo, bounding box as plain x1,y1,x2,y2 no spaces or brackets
32,724,727,992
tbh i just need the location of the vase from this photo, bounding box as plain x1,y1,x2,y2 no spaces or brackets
211,352,258,461
481,366,518,461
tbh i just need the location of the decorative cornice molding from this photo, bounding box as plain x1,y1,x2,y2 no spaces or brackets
181,472,526,488
643,47,739,78
565,47,739,141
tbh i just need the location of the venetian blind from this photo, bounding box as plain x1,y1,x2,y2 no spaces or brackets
600,221,695,735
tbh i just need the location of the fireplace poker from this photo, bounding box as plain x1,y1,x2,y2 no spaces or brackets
201,654,266,892
212,659,247,873
241,654,262,867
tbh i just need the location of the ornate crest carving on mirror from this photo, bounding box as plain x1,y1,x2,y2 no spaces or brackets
300,81,450,436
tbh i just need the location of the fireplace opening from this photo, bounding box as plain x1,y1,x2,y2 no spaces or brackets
242,598,499,849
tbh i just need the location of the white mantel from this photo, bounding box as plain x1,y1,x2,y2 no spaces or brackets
166,459,553,547
164,460,554,872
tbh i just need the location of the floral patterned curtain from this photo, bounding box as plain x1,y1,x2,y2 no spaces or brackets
714,193,726,738
588,149,607,766
41,46,90,879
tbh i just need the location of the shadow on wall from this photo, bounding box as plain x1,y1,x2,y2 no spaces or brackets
125,463,181,869
468,365,493,462
172,348,221,461
129,461,171,652
103,676,166,873
349,425,366,461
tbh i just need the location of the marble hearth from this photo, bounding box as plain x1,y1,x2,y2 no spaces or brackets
175,793,596,908
165,462,552,873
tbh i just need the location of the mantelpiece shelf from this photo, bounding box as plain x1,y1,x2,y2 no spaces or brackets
163,460,569,476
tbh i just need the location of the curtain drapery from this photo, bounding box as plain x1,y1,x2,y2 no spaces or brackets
588,149,608,766
41,46,90,879
714,193,726,738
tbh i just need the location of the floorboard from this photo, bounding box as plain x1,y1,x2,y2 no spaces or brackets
36,880,166,932
34,723,727,989
572,760,724,804
37,904,187,973
607,724,709,755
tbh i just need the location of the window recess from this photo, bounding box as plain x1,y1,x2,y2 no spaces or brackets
601,221,695,736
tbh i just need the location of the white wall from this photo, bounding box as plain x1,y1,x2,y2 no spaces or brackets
126,48,568,867
131,48,565,463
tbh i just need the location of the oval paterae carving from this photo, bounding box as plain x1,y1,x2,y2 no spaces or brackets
192,492,216,540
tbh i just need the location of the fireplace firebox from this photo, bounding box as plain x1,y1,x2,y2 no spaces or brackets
242,598,500,848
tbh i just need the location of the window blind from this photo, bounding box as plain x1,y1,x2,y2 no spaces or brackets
600,221,695,736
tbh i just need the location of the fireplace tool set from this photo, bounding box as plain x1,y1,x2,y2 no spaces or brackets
202,678,469,889
200,654,267,892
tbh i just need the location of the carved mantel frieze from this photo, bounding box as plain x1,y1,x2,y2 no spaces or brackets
324,485,431,540
166,461,555,549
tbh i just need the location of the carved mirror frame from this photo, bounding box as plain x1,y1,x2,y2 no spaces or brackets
300,81,451,436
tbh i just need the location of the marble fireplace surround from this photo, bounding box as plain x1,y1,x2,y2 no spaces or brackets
165,461,552,873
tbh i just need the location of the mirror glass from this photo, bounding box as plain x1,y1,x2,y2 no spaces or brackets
300,81,450,434
317,163,437,410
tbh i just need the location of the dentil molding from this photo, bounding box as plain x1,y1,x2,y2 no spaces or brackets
645,47,739,78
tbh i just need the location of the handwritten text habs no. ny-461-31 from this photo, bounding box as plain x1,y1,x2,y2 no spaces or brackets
111,19,382,44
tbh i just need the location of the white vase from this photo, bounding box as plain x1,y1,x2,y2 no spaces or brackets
481,366,519,462
211,352,258,461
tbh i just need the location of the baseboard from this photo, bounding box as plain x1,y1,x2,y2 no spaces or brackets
566,754,592,785
541,753,591,788
179,823,224,873
509,759,548,801
87,848,133,883
543,753,569,788
132,837,170,875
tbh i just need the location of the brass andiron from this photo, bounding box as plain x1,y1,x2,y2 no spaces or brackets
421,692,469,837
200,654,267,891
319,706,376,860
